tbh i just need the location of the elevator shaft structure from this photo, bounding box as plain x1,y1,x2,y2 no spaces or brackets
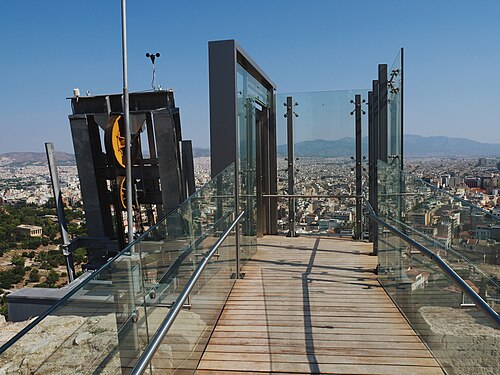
68,90,195,266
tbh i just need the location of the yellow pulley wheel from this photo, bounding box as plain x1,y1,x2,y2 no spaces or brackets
105,115,140,168
118,176,127,209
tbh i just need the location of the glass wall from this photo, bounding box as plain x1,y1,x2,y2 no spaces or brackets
377,160,499,375
275,90,368,236
236,64,271,263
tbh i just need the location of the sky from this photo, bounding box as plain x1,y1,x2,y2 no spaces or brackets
0,0,499,153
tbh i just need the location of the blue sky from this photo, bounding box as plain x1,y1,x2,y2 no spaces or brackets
0,0,499,153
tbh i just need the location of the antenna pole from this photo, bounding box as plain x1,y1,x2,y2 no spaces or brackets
121,0,134,247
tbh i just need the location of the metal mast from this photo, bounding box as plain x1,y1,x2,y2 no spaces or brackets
121,0,134,246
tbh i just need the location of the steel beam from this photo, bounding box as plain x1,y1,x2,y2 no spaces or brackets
208,40,237,178
69,115,114,240
180,140,196,197
153,110,183,215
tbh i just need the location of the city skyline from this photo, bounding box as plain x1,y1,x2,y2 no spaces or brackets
1,1,499,153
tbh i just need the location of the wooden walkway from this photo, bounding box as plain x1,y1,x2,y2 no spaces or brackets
197,236,444,375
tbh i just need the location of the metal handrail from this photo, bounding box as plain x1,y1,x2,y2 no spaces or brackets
262,194,360,199
130,210,245,375
388,215,500,289
364,201,500,328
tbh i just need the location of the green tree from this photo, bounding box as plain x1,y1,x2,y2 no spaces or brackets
0,272,15,289
46,269,60,287
0,270,24,289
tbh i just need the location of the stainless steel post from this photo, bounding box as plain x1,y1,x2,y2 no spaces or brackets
121,0,134,248
119,4,140,373
45,142,75,282
286,96,298,237
354,95,363,240
234,161,241,278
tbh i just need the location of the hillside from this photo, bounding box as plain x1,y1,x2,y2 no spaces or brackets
277,135,500,157
0,152,75,167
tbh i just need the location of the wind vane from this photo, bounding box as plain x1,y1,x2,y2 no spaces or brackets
146,52,161,90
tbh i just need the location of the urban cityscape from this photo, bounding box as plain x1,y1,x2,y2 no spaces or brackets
1,152,499,289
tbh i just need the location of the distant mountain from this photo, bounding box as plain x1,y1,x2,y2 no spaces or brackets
192,147,211,157
0,152,76,167
3,135,499,165
277,138,360,157
277,135,500,157
404,135,500,156
0,148,211,167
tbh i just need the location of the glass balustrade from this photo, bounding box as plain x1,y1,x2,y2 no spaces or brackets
377,159,499,375
0,163,237,375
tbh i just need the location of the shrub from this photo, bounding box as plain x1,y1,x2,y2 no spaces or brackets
46,269,60,286
0,270,23,289
11,255,25,268
29,269,40,282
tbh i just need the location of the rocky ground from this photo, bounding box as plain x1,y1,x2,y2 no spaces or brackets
419,306,499,375
0,309,207,374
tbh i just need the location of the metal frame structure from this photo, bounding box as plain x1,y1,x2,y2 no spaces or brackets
68,90,194,263
209,39,277,235
368,64,390,255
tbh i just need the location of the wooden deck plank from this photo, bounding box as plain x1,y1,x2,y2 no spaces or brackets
209,330,424,342
198,360,444,375
201,352,440,367
197,236,444,374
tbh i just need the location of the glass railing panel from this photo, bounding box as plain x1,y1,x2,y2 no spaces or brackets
0,163,236,374
273,196,358,237
378,159,500,293
275,90,368,236
376,159,499,375
377,216,499,375
145,215,236,374
0,245,148,374
134,163,235,358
